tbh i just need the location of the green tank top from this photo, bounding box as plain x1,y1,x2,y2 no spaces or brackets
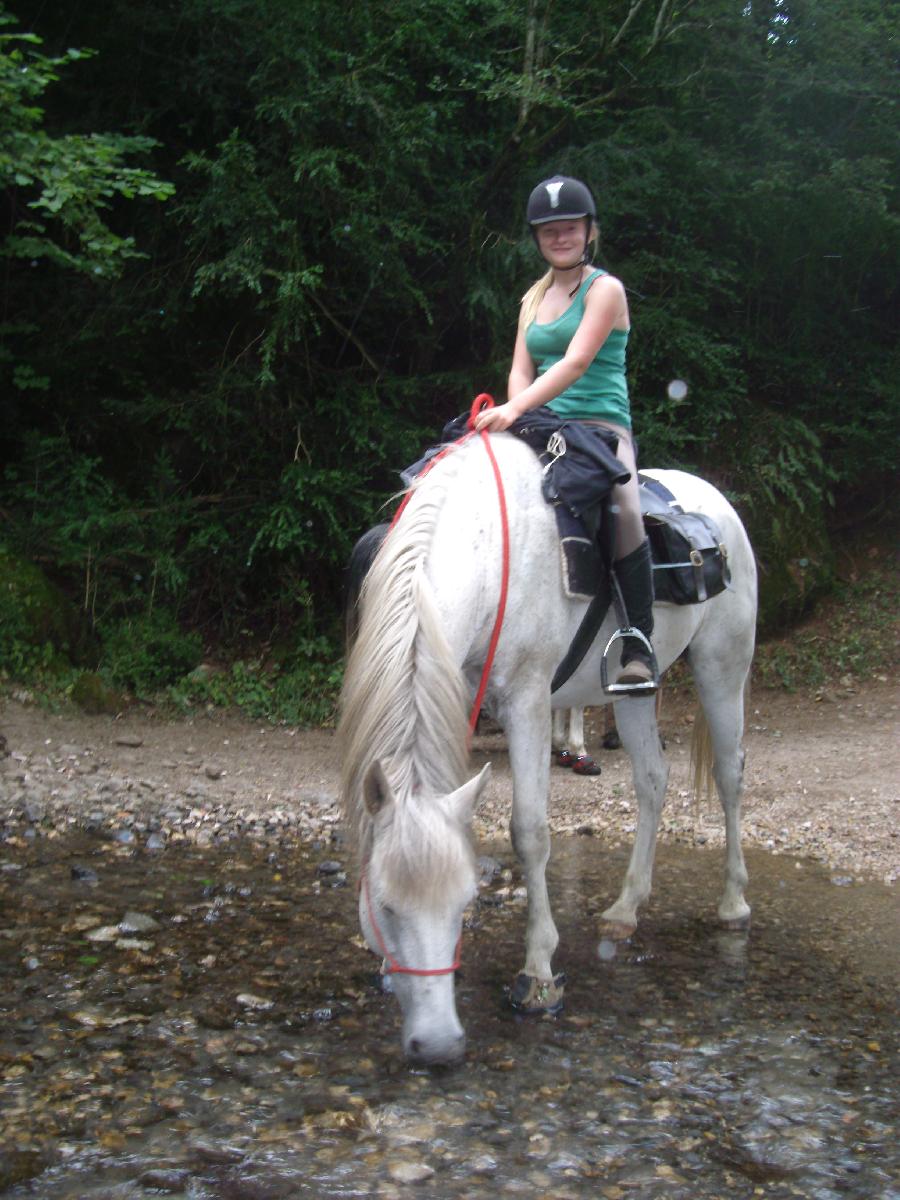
525,268,631,429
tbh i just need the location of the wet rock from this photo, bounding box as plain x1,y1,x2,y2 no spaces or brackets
120,910,161,933
468,1153,498,1174
316,859,343,875
236,992,274,1012
146,832,167,851
189,1141,246,1165
196,1002,235,1030
387,1160,435,1184
138,1168,190,1192
0,1149,46,1189
86,925,121,943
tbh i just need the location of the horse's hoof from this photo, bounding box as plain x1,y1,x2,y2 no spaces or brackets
509,972,566,1015
719,913,751,931
572,754,601,776
555,750,575,768
597,919,636,942
601,730,621,751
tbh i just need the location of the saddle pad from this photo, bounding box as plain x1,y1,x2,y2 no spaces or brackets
555,505,603,600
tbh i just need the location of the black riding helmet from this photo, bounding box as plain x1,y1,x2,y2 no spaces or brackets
526,175,597,226
526,175,597,275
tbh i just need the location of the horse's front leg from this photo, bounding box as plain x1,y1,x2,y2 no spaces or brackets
599,696,669,941
505,699,564,1013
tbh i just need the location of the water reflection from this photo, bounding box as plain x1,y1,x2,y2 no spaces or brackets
0,831,896,1198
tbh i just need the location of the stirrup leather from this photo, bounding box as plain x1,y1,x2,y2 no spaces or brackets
600,627,660,695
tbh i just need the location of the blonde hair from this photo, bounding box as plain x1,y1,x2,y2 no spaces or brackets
519,269,553,331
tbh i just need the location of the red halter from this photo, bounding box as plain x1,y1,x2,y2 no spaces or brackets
361,863,462,977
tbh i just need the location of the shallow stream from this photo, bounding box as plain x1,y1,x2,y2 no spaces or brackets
1,829,897,1198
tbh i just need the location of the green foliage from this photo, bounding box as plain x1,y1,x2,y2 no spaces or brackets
101,611,202,694
754,559,898,690
170,637,342,727
0,8,173,276
0,0,896,705
69,671,122,714
0,544,87,673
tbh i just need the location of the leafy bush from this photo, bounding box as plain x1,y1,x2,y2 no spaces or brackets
170,636,343,727
754,558,897,690
101,611,202,694
0,545,89,674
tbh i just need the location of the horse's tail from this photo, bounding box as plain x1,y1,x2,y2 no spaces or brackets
689,706,715,805
689,675,751,806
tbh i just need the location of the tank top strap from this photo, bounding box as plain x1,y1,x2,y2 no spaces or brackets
576,268,608,300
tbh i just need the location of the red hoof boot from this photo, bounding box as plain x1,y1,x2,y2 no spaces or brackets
555,749,575,768
572,754,601,776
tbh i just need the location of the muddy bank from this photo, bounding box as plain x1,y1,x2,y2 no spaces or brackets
2,680,898,885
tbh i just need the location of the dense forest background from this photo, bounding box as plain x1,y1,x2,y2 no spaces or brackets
1,0,897,718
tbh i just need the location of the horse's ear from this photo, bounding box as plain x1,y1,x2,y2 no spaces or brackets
446,762,492,823
363,759,396,817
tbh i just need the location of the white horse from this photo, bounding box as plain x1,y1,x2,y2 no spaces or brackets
339,434,756,1064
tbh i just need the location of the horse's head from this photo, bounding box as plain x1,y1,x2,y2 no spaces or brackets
359,759,491,1065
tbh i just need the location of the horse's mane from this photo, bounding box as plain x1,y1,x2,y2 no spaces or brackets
338,453,472,875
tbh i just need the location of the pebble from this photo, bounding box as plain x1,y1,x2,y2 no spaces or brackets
120,911,161,933
316,859,343,875
85,925,121,943
71,865,99,883
387,1161,435,1184
114,735,144,747
138,1169,190,1193
236,993,274,1011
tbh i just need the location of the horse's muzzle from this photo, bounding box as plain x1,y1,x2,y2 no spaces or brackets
404,1026,466,1066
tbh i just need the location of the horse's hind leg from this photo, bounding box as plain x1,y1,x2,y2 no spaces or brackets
693,673,751,928
598,696,669,940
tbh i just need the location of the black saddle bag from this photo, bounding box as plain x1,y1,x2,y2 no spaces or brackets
639,475,731,605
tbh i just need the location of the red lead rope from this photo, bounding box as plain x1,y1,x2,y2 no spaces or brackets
362,394,510,977
465,395,510,737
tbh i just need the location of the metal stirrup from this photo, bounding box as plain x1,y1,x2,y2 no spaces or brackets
600,626,660,695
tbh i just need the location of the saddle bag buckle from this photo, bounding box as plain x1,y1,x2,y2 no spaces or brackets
689,548,708,602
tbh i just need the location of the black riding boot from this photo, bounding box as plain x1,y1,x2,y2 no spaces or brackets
613,538,657,689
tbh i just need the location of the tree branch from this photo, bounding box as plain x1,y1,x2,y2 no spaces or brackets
307,291,381,373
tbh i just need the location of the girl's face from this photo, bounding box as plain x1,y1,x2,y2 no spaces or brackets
534,218,593,266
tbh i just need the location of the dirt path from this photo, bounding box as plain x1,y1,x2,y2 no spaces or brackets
2,680,898,885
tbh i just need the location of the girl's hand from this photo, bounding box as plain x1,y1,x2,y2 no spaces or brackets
474,401,517,433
